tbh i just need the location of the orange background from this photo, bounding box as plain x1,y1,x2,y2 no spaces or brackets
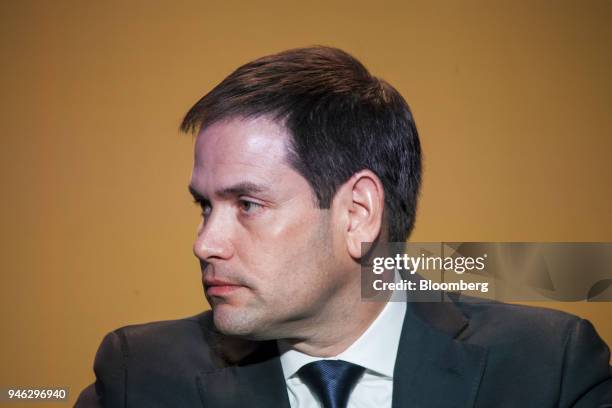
1,1,611,406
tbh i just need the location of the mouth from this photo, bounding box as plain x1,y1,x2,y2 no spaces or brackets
204,278,246,297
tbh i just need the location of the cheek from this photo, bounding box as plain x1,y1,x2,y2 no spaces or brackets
247,217,319,276
244,198,324,248
241,208,333,290
270,204,321,239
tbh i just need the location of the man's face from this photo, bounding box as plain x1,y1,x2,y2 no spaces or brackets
189,116,351,340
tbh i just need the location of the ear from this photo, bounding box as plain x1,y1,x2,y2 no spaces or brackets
335,170,385,259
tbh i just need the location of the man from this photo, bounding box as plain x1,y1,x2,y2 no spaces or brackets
76,46,612,407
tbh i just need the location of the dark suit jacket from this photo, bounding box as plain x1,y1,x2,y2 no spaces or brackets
76,297,612,407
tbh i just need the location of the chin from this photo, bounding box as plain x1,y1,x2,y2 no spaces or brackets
212,307,280,340
212,307,258,336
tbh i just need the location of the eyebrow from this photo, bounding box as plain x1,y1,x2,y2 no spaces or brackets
188,182,268,202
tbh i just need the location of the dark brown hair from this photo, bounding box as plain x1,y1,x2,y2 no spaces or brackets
181,46,421,241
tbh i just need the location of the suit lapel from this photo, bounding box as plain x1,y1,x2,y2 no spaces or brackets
195,338,290,408
392,297,488,408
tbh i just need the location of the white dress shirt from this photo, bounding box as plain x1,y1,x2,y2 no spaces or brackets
278,292,407,408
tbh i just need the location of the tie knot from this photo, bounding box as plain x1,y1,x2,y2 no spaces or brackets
297,360,365,408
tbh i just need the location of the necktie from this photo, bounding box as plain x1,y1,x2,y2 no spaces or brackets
297,360,366,408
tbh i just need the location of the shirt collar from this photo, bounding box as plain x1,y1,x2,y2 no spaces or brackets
278,286,407,379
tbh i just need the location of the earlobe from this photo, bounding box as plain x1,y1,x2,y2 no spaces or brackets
344,170,385,259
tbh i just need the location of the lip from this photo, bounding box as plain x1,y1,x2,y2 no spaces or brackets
204,278,244,297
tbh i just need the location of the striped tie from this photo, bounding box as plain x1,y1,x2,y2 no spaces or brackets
297,360,366,408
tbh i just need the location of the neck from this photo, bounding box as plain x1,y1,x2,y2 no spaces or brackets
282,292,389,357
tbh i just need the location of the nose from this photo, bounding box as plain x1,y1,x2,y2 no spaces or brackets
193,211,234,264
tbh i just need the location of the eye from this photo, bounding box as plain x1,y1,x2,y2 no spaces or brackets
238,199,263,214
194,199,212,218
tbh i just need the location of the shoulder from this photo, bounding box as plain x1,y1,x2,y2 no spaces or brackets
92,311,219,384
457,299,582,341
76,311,223,407
114,310,214,338
419,296,596,360
105,311,215,362
454,299,612,406
94,310,276,376
454,298,609,358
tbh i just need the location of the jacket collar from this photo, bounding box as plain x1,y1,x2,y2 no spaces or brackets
392,295,488,408
196,295,487,408
196,342,290,408
195,314,291,408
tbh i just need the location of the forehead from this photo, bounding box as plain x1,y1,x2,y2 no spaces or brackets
191,116,294,188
